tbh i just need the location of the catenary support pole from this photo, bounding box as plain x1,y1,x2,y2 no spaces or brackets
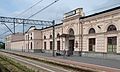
2,22,14,34
13,18,15,34
23,20,25,35
52,20,55,57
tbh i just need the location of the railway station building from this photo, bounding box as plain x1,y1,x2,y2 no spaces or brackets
5,6,120,55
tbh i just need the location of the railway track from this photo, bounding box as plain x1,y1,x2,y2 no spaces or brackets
6,54,70,72
0,50,94,72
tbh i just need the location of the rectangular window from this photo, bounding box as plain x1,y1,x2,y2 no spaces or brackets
89,38,96,52
107,37,117,53
31,33,32,40
50,41,52,50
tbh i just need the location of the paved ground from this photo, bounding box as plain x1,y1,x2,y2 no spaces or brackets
31,52,120,69
1,49,120,72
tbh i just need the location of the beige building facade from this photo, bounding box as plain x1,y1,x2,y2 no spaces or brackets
82,7,120,54
24,26,43,52
5,6,120,55
5,32,24,51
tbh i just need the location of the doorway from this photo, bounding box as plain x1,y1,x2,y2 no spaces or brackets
89,38,96,52
68,40,74,55
57,41,60,51
107,36,117,53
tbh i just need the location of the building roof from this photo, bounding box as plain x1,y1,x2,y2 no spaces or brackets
33,23,63,31
25,26,36,33
41,23,63,30
25,23,63,33
80,6,120,19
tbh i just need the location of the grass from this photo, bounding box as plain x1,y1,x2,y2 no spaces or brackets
0,64,10,72
0,54,35,72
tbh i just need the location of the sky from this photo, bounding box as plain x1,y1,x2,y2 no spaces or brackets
0,0,120,41
0,0,120,20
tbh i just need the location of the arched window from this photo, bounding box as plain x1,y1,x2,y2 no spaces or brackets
89,28,96,34
57,33,60,38
44,36,46,39
50,35,52,39
107,25,117,32
69,28,74,35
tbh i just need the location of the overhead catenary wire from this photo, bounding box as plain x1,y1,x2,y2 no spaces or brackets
0,0,44,37
0,0,60,39
0,0,119,39
11,0,44,30
28,0,60,18
15,0,44,17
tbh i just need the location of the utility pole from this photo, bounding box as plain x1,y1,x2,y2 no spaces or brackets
23,20,25,35
52,20,55,57
13,18,15,34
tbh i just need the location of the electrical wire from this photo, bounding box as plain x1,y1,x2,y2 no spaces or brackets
15,0,44,17
0,0,44,37
12,0,44,30
28,0,60,18
0,0,60,39
1,0,119,39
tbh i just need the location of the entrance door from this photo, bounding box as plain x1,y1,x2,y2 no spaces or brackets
107,36,117,53
68,40,74,55
57,41,60,51
89,38,95,52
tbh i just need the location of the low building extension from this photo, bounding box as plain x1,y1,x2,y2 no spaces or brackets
5,32,24,51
